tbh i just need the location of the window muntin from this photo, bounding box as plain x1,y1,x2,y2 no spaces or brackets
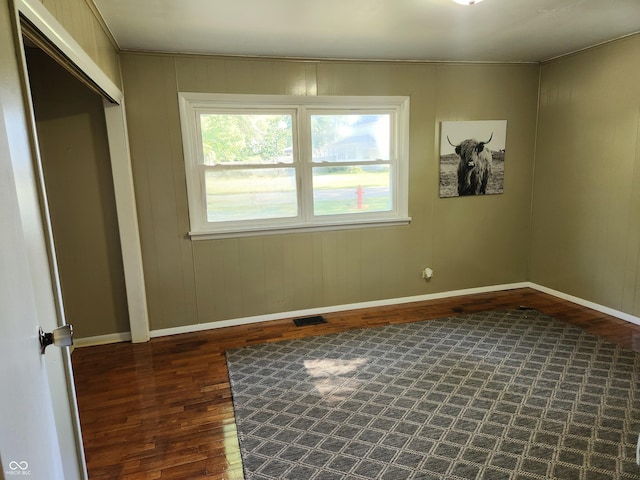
179,94,410,238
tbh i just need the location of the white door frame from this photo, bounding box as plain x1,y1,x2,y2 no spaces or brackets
12,0,150,343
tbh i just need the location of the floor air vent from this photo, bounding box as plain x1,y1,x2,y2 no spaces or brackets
293,315,327,327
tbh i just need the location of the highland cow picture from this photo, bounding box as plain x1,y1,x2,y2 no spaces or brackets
439,120,507,198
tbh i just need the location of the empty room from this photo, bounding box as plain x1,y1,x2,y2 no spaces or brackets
1,0,639,479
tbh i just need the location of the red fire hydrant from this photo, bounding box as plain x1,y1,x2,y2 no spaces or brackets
356,185,364,209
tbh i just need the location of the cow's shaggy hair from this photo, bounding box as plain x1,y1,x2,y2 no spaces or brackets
452,137,493,195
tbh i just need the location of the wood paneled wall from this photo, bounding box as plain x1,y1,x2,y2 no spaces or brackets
531,34,640,317
39,0,121,87
121,53,540,332
26,1,640,336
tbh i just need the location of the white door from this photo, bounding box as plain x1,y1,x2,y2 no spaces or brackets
0,90,66,480
0,176,67,480
0,2,80,478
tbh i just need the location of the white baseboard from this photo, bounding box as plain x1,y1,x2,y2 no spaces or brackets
73,331,131,348
73,281,640,346
149,282,530,339
527,282,640,326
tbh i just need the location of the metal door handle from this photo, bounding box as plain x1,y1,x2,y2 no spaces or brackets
39,325,73,354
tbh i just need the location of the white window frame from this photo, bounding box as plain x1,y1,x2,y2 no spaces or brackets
178,93,411,239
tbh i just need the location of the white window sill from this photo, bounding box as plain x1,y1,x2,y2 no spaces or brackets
189,217,412,240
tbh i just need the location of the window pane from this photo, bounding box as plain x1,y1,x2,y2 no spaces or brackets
200,113,293,165
312,166,391,216
205,168,298,222
310,114,390,163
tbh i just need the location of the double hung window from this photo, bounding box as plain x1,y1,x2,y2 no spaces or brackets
178,93,410,238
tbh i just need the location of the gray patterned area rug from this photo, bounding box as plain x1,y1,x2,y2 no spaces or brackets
226,309,640,479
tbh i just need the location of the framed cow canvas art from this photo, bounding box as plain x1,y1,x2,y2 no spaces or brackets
439,120,507,198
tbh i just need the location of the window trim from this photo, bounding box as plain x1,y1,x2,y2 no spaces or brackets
178,93,411,239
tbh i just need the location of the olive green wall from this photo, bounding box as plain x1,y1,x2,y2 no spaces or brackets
27,48,130,338
530,34,640,317
12,3,640,338
121,53,539,331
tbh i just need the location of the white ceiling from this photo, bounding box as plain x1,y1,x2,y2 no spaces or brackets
93,0,640,63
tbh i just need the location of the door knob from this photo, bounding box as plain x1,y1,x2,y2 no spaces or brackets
39,325,73,354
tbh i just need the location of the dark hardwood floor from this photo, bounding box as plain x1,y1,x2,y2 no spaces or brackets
71,287,640,479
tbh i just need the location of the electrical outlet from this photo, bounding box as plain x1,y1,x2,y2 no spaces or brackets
422,267,434,279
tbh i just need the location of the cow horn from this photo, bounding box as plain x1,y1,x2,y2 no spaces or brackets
446,136,457,147
484,132,493,144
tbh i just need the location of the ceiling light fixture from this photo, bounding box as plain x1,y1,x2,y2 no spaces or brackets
452,0,483,5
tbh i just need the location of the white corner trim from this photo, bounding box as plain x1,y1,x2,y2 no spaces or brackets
73,332,132,348
103,99,150,343
149,282,531,338
527,282,640,326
